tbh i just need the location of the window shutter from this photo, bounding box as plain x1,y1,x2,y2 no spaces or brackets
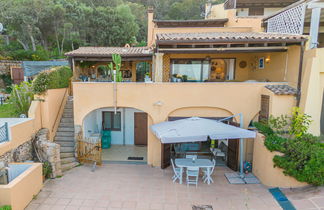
259,95,270,122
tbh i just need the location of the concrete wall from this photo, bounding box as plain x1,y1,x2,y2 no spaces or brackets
73,82,287,167
253,134,308,188
35,88,69,140
83,107,143,145
0,88,68,156
300,48,324,136
0,163,43,210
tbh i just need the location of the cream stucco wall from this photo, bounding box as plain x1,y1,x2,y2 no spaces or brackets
36,88,69,141
73,82,287,167
161,46,301,84
253,134,308,188
0,88,68,156
300,48,324,135
0,163,43,210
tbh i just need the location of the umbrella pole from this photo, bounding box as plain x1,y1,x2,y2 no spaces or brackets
239,113,244,177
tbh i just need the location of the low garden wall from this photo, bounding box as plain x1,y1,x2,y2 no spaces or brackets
0,163,42,210
253,133,308,188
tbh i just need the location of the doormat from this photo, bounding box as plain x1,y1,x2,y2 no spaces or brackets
192,205,213,210
225,173,260,184
127,157,144,160
269,188,296,210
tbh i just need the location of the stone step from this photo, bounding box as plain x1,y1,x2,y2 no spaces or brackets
60,152,74,158
57,127,74,132
63,113,73,118
62,162,79,172
61,118,74,123
60,146,75,153
57,141,74,147
61,157,77,164
55,136,74,141
65,105,73,109
56,132,74,137
58,123,74,128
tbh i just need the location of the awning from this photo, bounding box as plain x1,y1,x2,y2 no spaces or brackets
22,60,69,77
150,117,256,144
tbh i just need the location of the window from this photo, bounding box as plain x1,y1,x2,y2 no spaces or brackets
248,8,264,16
171,60,210,82
102,112,121,131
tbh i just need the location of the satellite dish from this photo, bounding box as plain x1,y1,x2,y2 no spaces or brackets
0,23,3,33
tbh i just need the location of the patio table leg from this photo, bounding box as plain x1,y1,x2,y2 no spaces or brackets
207,168,213,185
179,167,183,184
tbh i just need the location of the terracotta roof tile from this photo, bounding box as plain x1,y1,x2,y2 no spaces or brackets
265,85,297,95
156,32,306,43
65,47,152,57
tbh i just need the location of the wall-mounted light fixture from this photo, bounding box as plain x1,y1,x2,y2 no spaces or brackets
265,56,271,64
153,101,163,106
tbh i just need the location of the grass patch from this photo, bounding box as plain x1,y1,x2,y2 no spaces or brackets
0,103,18,118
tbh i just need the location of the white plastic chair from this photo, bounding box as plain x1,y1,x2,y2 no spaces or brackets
185,154,197,159
171,159,181,183
186,166,199,187
202,159,216,183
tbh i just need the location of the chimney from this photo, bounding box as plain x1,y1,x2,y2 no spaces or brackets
147,6,154,47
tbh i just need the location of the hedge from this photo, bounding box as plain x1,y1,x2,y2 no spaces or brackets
254,121,324,186
32,66,72,94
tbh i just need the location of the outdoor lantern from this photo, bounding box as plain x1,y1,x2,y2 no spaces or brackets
265,56,271,64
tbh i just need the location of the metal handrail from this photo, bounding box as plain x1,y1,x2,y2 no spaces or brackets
51,88,69,133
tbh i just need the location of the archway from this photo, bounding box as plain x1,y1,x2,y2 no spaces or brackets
83,106,150,163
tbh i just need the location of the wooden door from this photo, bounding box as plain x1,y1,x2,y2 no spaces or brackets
227,139,239,171
227,121,240,171
259,95,270,122
161,143,171,169
11,67,24,84
134,112,148,145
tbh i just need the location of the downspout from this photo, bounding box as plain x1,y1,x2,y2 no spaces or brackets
296,41,305,107
113,70,117,114
123,107,126,146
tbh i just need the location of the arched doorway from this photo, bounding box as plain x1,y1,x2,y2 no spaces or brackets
83,107,149,163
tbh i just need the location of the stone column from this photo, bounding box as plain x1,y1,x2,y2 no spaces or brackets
153,53,164,83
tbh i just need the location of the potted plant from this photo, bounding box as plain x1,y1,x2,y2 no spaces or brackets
144,72,151,82
182,75,188,82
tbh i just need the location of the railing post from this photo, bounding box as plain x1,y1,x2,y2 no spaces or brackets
5,122,8,141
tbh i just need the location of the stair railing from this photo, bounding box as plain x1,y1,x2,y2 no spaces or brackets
51,88,69,139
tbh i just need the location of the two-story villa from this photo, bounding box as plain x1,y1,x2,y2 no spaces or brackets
65,6,307,170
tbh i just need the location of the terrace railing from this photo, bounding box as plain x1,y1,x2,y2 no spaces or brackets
0,122,9,143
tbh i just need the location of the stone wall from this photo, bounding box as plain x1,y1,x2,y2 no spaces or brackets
0,60,22,75
34,129,62,178
0,140,33,164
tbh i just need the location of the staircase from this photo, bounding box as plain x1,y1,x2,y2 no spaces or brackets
55,96,79,172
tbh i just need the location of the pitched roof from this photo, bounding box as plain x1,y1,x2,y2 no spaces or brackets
153,19,228,28
156,32,306,44
265,85,298,95
224,0,299,9
65,47,153,57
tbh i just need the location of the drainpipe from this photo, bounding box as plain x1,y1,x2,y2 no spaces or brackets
123,108,125,146
296,41,305,107
113,70,117,114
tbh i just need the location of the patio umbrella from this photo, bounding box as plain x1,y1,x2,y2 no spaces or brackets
151,117,256,144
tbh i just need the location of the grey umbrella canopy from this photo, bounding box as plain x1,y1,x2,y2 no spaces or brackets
151,117,256,144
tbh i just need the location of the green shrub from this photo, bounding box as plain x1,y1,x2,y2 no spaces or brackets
0,205,11,210
0,74,13,93
9,82,34,116
32,66,72,94
255,108,324,186
42,161,52,179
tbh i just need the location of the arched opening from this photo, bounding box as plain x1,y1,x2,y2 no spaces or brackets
83,107,149,163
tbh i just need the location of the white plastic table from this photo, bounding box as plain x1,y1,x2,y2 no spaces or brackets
175,158,214,185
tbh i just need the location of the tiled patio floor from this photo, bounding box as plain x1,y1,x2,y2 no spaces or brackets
26,164,281,210
283,186,324,210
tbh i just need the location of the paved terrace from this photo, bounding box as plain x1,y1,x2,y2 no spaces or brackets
26,164,283,210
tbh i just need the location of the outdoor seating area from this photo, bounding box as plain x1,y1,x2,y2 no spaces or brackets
171,157,216,187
